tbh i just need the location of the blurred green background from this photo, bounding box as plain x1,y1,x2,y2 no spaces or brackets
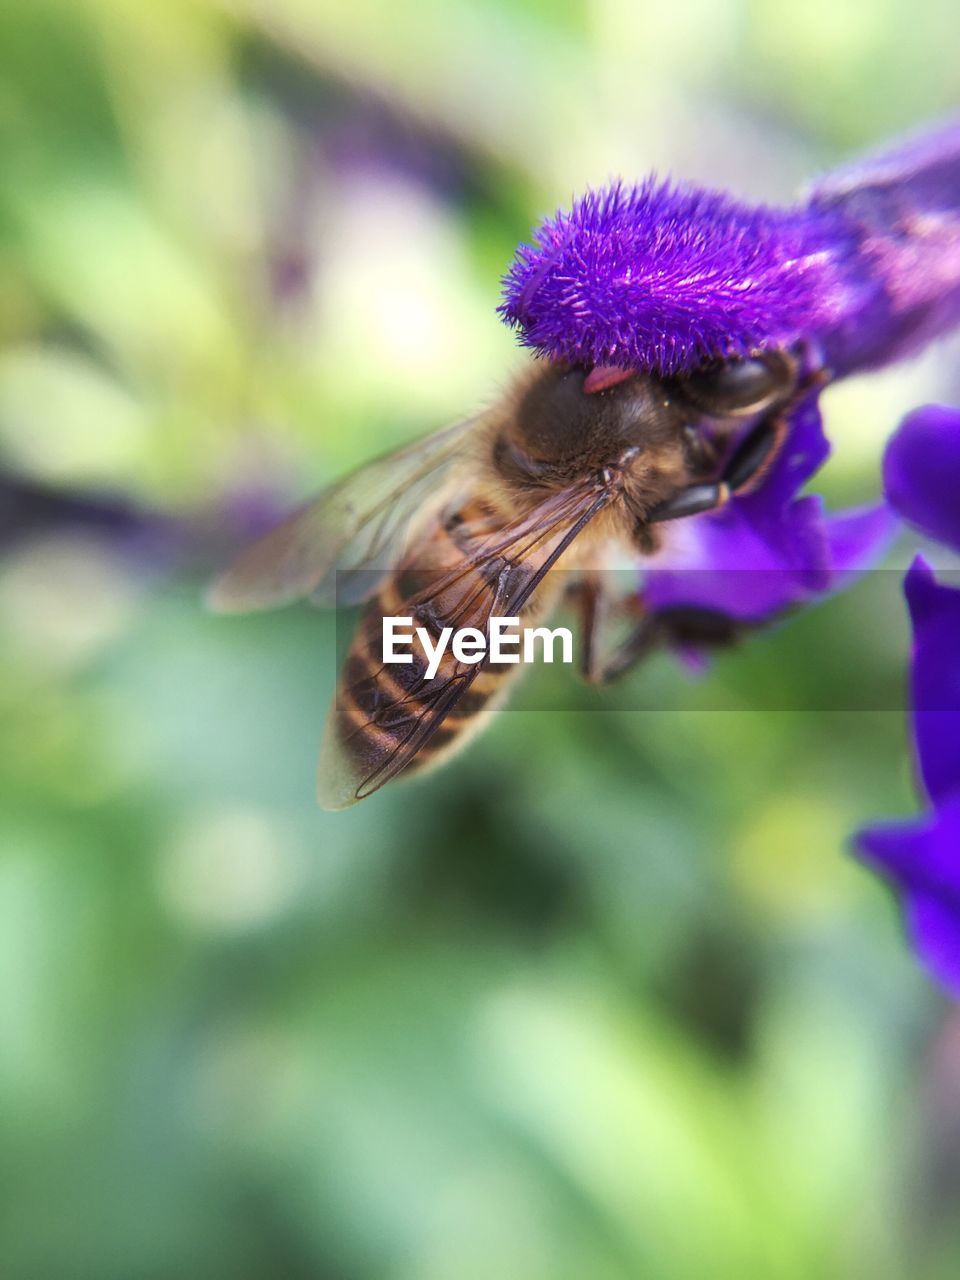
2,1,960,1277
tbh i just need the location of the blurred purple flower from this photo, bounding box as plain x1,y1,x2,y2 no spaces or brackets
854,404,960,993
856,559,960,993
0,471,182,568
883,405,960,553
0,469,297,586
501,117,960,379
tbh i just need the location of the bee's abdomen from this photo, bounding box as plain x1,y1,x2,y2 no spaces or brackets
333,495,530,783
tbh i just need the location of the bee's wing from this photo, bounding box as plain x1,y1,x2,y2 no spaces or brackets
207,416,480,613
318,476,618,808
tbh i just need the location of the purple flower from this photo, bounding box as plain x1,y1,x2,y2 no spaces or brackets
499,179,852,376
501,118,960,379
856,559,960,993
808,116,960,378
854,404,960,994
641,394,895,627
883,405,960,553
497,118,960,985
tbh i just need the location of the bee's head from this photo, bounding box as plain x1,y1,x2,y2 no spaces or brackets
509,351,795,476
511,362,668,469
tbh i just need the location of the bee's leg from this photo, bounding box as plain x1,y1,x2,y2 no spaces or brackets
680,422,722,477
570,579,657,685
585,604,747,684
570,576,632,684
584,613,662,684
648,412,789,523
722,412,790,496
566,577,598,681
572,571,754,684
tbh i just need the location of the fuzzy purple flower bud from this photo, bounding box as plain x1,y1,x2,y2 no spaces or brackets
501,118,960,379
499,180,850,375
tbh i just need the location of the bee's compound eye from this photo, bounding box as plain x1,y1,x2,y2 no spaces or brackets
681,353,793,416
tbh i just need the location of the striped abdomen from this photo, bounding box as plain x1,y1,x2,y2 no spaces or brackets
330,492,559,798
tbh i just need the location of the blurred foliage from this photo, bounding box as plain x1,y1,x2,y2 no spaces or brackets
1,1,960,1277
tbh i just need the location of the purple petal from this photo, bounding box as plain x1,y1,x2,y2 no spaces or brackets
643,496,829,620
810,117,960,378
823,502,899,583
737,394,830,512
812,115,960,202
856,795,960,994
883,405,960,552
909,895,960,996
905,557,960,805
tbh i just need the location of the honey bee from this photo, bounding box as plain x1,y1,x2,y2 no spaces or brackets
210,352,802,807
